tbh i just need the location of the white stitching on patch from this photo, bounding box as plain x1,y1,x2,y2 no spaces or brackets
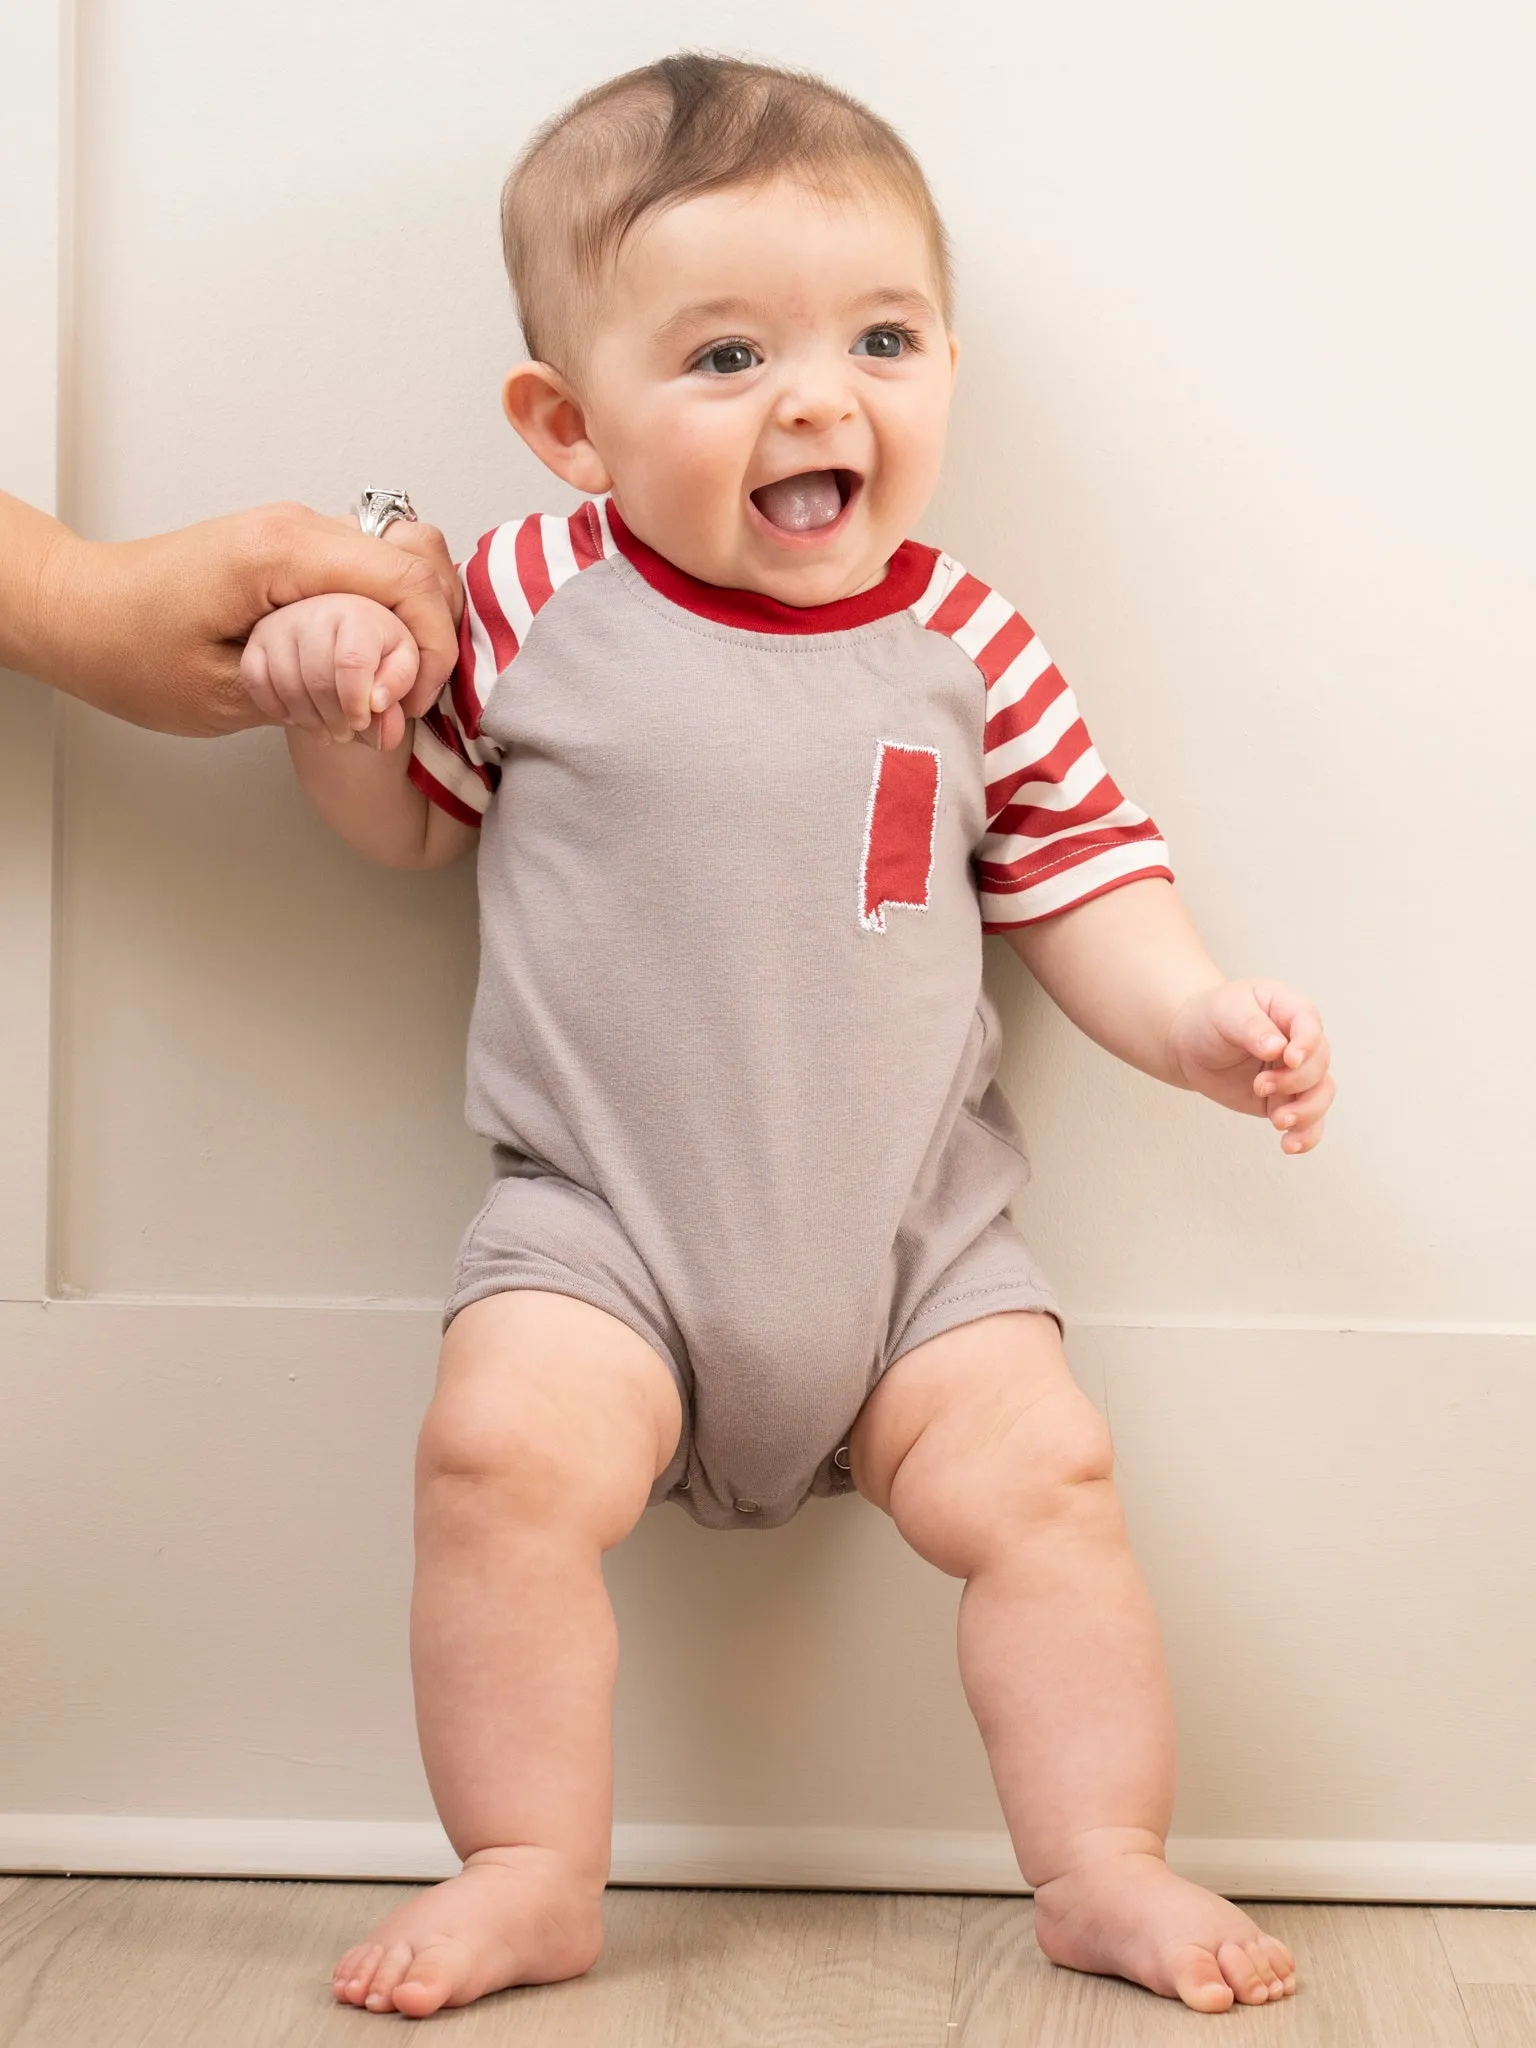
858,738,943,933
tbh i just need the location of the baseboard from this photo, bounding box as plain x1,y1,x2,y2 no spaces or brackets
5,1816,1536,1904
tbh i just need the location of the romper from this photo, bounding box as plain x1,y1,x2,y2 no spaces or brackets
411,498,1172,1531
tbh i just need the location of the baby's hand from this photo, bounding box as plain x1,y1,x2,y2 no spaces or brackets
241,593,422,750
1165,980,1334,1154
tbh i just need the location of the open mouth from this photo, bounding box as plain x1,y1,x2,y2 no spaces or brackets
748,468,860,536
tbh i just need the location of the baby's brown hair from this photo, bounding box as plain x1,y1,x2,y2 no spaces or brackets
501,53,952,374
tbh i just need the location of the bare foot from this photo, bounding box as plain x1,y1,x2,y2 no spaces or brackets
1032,1850,1298,2013
331,1847,604,2018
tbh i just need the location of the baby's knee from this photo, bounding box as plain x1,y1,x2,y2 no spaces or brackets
891,1389,1119,1577
418,1292,682,1544
416,1377,653,1548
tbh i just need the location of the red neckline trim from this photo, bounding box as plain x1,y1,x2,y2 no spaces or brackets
605,500,938,635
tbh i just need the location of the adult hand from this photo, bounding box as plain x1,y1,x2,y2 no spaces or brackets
2,490,458,741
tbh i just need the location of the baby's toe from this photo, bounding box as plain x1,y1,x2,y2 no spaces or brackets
1260,1933,1297,1991
1219,1936,1282,2002
363,1941,420,2012
390,1938,476,2019
332,1942,383,2006
1245,1940,1285,1996
1169,1943,1236,2011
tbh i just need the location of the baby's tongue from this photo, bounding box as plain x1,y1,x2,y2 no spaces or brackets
752,470,843,533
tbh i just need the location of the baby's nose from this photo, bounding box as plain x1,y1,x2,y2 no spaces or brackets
777,373,857,431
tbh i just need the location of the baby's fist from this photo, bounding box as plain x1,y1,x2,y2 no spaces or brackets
1166,979,1335,1154
241,593,422,751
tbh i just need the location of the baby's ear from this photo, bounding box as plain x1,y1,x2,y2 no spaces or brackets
502,364,611,494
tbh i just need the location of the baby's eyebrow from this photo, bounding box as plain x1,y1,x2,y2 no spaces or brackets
848,287,939,319
653,297,767,345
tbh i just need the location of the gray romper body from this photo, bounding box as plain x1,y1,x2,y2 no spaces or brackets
411,498,1171,1531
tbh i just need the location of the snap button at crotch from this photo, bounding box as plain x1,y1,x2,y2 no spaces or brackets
833,1445,851,1471
734,1499,760,1514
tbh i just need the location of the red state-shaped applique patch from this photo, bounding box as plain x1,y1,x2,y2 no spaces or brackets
859,740,942,932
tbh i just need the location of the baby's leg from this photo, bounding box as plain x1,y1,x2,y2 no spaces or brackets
334,1290,682,2019
847,1311,1297,2015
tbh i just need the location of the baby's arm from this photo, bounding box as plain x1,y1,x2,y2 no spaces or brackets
1004,879,1334,1153
242,594,476,869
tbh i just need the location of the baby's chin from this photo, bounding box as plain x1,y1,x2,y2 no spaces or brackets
705,523,894,607
742,554,892,606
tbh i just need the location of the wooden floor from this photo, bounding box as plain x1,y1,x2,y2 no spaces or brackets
2,1877,1535,2045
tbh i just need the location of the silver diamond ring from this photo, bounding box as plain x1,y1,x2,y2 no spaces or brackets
356,487,418,538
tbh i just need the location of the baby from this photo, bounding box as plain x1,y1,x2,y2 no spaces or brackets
243,54,1331,2020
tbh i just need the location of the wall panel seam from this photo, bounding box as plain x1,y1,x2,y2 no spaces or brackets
20,1297,1536,1340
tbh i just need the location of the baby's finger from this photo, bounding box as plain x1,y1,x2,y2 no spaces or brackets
1255,1033,1331,1101
1256,984,1325,1069
1216,985,1289,1063
1271,1074,1335,1141
296,612,359,742
1281,1113,1326,1155
366,621,421,718
262,632,329,734
332,614,389,735
347,620,420,749
239,641,288,727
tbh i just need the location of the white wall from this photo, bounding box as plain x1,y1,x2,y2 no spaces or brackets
4,0,1535,1895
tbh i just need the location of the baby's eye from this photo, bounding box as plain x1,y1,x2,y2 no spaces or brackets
851,325,919,360
694,340,761,376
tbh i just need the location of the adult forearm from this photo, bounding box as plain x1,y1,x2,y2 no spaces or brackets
0,491,78,684
1003,878,1225,1086
0,489,272,732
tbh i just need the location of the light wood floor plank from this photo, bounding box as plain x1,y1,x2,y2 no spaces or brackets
0,1877,388,2048
1460,1984,1536,2048
0,1879,963,2047
950,1897,1480,2045
1433,1907,1536,1985
592,1889,962,2048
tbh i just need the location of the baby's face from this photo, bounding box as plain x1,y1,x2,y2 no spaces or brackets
573,179,956,606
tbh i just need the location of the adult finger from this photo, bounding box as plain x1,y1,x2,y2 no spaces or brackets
384,527,461,719
382,533,458,718
382,521,462,615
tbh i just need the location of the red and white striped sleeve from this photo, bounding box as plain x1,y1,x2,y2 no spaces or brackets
407,503,612,825
916,555,1173,930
